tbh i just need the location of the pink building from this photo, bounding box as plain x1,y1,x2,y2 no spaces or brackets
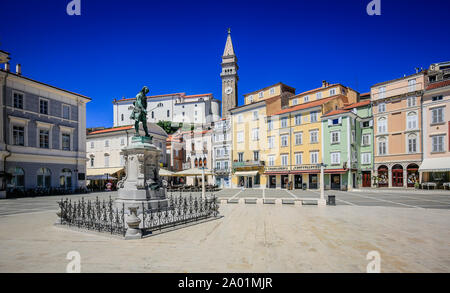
419,79,450,187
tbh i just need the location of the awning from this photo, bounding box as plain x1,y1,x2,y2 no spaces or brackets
173,168,213,177
159,168,175,177
419,158,450,172
325,168,348,174
235,171,258,176
86,167,124,176
87,175,117,180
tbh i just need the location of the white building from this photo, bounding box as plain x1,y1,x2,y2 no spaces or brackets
112,92,221,127
86,123,168,180
212,118,232,188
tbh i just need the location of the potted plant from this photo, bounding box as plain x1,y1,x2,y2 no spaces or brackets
414,181,420,189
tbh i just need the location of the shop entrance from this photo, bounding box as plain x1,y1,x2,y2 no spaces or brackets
294,175,302,189
392,165,403,187
281,175,288,189
269,175,276,188
362,171,371,187
331,174,341,190
309,174,318,189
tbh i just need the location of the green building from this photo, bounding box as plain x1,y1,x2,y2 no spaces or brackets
321,98,373,190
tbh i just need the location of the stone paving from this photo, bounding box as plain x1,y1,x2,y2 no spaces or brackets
0,189,449,272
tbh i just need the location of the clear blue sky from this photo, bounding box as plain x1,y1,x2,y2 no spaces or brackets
1,0,449,127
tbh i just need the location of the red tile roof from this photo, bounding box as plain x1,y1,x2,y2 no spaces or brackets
343,100,371,109
290,83,339,99
322,109,350,117
426,79,450,91
88,126,133,135
322,100,371,117
273,96,338,115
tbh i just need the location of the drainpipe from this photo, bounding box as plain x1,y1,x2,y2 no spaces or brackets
2,70,11,189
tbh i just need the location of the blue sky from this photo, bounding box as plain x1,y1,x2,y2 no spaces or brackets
1,0,449,127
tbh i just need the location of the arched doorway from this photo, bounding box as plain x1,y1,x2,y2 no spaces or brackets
407,164,419,187
392,164,403,187
377,165,388,187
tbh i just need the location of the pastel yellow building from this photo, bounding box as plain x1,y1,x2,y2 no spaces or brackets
265,82,359,189
230,83,295,188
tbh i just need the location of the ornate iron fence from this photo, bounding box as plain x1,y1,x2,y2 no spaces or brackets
141,194,219,234
56,193,220,238
57,197,126,236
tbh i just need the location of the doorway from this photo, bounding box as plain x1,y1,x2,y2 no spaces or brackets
247,177,253,188
392,165,403,187
269,176,276,188
331,174,341,190
281,175,288,189
362,171,371,187
309,174,318,189
294,175,302,189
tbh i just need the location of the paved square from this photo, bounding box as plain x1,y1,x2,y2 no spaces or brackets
0,190,449,272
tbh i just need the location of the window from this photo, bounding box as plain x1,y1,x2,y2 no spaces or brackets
13,92,24,109
407,96,416,107
252,128,259,141
104,154,110,167
62,105,70,120
295,152,303,165
152,111,155,119
281,117,288,128
432,135,445,152
13,126,25,146
62,134,70,151
407,112,418,129
224,161,228,169
90,141,94,149
408,135,417,153
237,131,244,143
432,95,443,101
280,134,288,147
408,79,416,92
310,112,318,122
310,151,319,164
316,92,322,99
60,169,72,189
267,119,274,131
379,86,386,99
378,117,387,133
105,140,109,147
331,131,340,144
121,114,124,121
258,91,264,98
310,130,318,143
304,95,309,102
361,152,371,164
39,129,49,148
90,156,95,167
294,132,302,145
378,138,387,155
331,118,341,125
268,155,275,166
253,111,259,120
238,152,244,162
292,99,298,106
248,95,253,103
8,167,25,188
281,154,288,166
362,121,370,128
39,99,49,115
362,134,371,146
329,88,336,96
269,88,275,95
431,107,444,124
216,161,221,169
37,168,51,188
268,136,275,149
295,114,302,125
167,110,170,117
331,152,340,164
253,151,259,161
120,138,125,146
378,102,386,113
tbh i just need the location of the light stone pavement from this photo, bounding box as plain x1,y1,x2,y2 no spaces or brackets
0,189,449,272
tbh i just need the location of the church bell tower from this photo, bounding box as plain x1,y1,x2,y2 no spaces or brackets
220,28,238,118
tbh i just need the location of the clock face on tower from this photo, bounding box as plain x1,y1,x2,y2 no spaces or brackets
225,86,233,95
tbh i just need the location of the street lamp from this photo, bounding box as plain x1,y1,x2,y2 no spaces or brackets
318,162,327,207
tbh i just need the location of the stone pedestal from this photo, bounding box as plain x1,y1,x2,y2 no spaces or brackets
115,136,168,212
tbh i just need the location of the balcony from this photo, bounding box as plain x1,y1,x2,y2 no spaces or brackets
233,160,265,168
213,168,231,175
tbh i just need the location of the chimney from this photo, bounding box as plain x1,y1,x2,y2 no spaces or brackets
16,64,21,75
4,62,10,71
322,80,327,88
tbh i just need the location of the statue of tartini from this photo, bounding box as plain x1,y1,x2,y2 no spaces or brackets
129,86,151,138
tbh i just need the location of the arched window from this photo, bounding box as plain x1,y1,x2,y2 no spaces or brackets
194,158,198,167
90,155,95,167
199,158,203,167
7,167,25,189
407,112,417,129
60,169,72,189
37,168,51,188
203,158,207,167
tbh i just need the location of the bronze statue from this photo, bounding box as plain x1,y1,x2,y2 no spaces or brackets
130,86,151,138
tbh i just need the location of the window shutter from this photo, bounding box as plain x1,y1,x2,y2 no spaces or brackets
369,120,373,127
338,117,342,124
328,119,332,126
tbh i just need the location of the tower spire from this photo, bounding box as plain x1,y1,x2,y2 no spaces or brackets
223,28,235,57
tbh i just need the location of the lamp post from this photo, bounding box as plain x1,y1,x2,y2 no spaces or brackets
318,162,327,207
